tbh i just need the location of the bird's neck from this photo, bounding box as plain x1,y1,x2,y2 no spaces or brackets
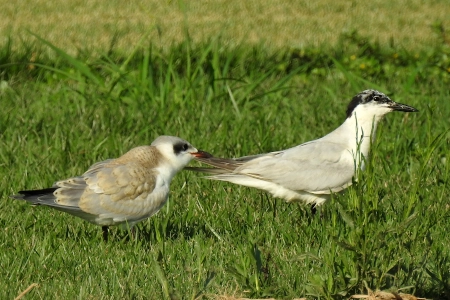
325,112,384,164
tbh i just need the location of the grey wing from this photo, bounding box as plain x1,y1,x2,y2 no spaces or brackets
236,141,355,193
233,150,284,162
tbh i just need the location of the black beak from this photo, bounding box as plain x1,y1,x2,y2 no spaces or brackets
191,150,213,158
389,102,418,113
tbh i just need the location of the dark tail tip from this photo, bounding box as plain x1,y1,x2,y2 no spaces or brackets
10,187,58,201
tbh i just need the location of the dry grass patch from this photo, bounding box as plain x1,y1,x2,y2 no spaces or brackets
1,0,449,54
352,290,426,300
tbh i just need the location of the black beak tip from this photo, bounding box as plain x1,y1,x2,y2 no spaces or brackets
403,106,419,113
391,103,418,113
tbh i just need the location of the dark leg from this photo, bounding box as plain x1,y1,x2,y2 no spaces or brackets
310,204,317,215
102,226,109,242
130,227,136,240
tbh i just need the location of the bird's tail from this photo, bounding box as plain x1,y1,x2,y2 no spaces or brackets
185,155,244,176
10,188,58,204
184,166,228,175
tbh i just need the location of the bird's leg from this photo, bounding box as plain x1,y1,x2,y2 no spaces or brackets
123,222,135,240
102,226,109,242
131,227,136,239
310,204,317,215
125,227,137,241
310,204,324,219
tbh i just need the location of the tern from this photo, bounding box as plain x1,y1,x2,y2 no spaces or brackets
188,90,418,209
11,135,211,241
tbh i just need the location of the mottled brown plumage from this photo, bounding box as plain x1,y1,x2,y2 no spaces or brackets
11,136,211,241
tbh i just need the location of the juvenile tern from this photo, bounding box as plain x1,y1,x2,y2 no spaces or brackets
11,135,211,241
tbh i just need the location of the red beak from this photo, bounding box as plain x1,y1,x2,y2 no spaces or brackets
191,150,213,158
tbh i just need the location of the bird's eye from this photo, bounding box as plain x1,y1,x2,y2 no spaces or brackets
373,95,380,101
173,142,190,154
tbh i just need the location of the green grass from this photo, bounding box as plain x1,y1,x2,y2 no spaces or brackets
0,36,449,299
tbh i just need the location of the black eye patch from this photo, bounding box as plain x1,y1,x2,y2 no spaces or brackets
173,142,189,154
346,90,390,118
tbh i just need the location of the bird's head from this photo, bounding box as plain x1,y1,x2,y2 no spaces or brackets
151,136,211,171
346,90,418,120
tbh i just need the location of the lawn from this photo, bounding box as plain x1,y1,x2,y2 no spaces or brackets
1,0,450,54
1,2,450,299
